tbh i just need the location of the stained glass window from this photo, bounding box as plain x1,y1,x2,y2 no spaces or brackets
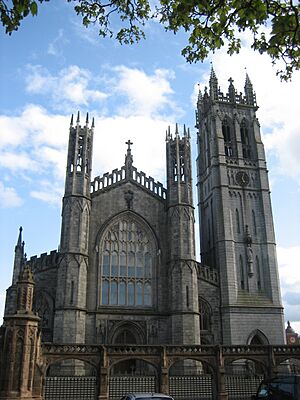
99,217,154,307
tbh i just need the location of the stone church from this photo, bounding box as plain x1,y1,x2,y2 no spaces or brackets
3,70,285,350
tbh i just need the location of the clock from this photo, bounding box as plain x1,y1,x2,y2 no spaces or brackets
289,336,296,344
236,171,250,186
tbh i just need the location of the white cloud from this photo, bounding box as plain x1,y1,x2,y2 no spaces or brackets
47,29,69,57
30,180,63,206
25,65,107,111
0,181,23,208
114,66,179,117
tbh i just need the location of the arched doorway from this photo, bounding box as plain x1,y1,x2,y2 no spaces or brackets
110,321,147,375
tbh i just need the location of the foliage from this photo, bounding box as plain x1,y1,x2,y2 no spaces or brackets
1,0,299,80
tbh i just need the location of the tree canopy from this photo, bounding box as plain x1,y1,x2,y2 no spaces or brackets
1,0,300,80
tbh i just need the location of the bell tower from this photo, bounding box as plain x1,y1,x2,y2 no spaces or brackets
166,125,200,345
196,68,285,344
54,112,94,343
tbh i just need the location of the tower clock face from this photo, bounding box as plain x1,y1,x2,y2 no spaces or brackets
236,171,250,186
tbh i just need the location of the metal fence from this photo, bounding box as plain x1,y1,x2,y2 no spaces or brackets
109,376,157,400
44,376,97,400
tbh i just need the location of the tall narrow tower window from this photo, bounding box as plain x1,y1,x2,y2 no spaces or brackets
99,217,155,307
256,256,262,291
222,118,234,157
241,119,251,159
252,210,257,235
236,209,240,234
77,135,84,171
239,255,245,289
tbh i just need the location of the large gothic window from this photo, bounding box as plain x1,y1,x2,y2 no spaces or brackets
99,216,155,307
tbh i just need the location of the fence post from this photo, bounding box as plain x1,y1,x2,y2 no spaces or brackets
267,345,277,378
216,345,228,400
159,346,169,394
98,346,109,400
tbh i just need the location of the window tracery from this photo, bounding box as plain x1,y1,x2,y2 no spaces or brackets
99,217,155,307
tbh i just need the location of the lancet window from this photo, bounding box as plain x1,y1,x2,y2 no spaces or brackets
222,117,234,157
99,217,155,307
241,119,251,159
199,298,211,331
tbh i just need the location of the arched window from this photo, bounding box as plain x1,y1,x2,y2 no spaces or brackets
199,298,211,331
241,119,251,159
222,117,234,157
99,216,155,307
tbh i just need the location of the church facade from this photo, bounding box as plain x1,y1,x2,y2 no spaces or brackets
3,71,285,349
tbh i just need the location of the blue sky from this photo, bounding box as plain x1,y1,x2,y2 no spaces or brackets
1,2,300,335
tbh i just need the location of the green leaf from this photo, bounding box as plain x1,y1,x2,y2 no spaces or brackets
30,1,38,16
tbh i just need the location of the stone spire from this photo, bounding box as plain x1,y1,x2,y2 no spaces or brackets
12,226,25,285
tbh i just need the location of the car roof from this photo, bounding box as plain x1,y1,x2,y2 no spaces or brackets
125,394,173,399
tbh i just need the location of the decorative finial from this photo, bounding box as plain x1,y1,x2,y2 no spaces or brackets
86,112,89,125
184,124,187,136
70,114,74,126
125,139,133,177
92,117,95,128
76,111,80,124
126,139,133,151
175,123,179,136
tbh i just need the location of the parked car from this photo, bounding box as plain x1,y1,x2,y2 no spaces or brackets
252,374,300,399
120,393,174,400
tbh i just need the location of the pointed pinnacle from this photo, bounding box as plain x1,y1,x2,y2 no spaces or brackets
92,117,95,128
184,124,187,136
175,123,179,136
76,111,80,124
17,226,23,246
86,112,89,125
188,128,190,138
70,114,74,126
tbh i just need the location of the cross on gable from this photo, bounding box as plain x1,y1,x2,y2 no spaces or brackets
126,140,133,151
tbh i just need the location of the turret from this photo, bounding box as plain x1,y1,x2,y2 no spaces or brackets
166,124,200,345
54,113,95,343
